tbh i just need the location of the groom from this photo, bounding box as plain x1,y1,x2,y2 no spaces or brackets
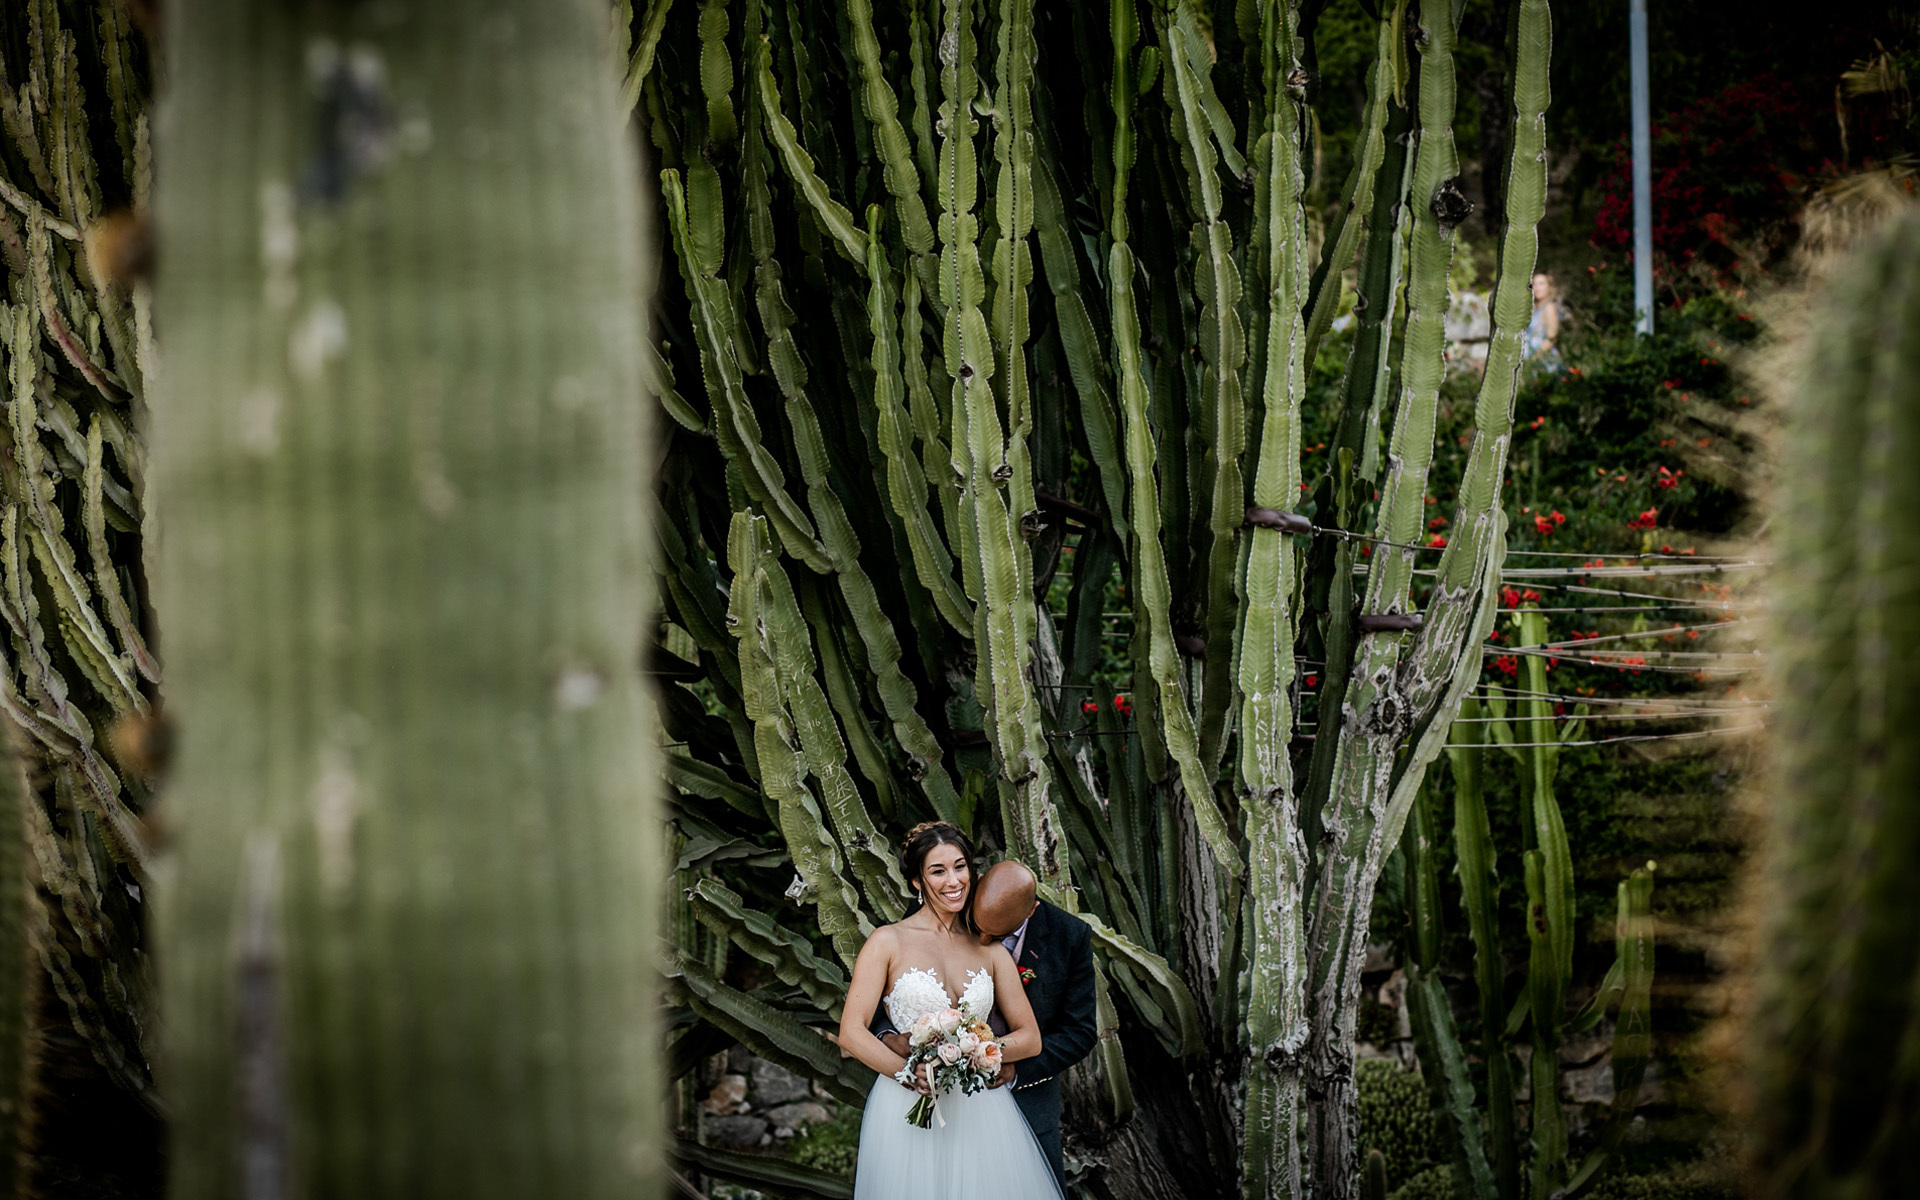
880,860,1097,1192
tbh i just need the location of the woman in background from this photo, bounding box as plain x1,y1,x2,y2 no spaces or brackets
1522,270,1564,374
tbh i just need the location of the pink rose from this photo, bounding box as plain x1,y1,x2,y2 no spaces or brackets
937,1042,963,1065
957,1032,980,1054
935,1008,963,1036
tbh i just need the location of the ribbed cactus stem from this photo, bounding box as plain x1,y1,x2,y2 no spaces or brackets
1448,702,1522,1199
1747,209,1920,1197
1239,1,1312,1195
153,2,658,1192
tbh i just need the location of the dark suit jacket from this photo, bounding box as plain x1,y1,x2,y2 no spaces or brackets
1008,899,1098,1088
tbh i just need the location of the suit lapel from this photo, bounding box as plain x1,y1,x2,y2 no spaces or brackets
1017,903,1053,1013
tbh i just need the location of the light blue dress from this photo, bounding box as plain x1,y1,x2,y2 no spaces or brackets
1522,300,1564,374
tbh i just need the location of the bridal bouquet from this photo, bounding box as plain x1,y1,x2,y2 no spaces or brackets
894,1003,1003,1128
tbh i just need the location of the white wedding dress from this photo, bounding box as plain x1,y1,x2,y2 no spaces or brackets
853,966,1064,1199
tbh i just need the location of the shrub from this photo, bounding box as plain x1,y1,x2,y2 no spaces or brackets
1357,1059,1438,1191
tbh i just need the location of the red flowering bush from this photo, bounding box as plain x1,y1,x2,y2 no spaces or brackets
1627,507,1660,531
1591,73,1836,282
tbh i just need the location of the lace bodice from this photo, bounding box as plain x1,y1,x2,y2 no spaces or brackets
884,966,994,1029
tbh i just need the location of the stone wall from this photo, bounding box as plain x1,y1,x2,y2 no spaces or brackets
696,1047,840,1149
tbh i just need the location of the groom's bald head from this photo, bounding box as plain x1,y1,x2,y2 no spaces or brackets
974,860,1038,940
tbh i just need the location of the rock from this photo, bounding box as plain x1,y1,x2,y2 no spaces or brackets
1558,1018,1612,1068
1376,970,1412,1042
764,1101,831,1136
706,1114,770,1147
1363,941,1397,974
752,1059,815,1107
704,1073,750,1115
1562,1059,1614,1106
728,1047,757,1075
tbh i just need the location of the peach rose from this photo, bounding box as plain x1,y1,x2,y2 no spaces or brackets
910,1014,940,1047
937,1042,963,1065
971,1040,1003,1073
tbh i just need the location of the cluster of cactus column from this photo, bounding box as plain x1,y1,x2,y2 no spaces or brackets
641,0,1552,1195
0,0,160,1126
1390,615,1656,1200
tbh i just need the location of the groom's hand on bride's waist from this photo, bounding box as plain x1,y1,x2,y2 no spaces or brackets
988,1063,1016,1090
880,1032,911,1059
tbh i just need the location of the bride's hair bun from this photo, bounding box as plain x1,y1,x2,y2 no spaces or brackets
900,820,961,851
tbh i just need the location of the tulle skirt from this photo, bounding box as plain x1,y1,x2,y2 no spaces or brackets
853,1073,1064,1199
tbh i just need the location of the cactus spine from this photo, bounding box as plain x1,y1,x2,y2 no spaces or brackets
1746,208,1920,1199
153,1,657,1194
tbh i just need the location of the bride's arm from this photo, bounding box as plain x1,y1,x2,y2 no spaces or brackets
838,927,913,1083
989,945,1044,1064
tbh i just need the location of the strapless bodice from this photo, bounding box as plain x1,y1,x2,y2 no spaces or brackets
884,965,994,1028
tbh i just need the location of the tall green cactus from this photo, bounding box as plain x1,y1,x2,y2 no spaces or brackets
153,1,658,1194
0,0,159,1126
1403,613,1654,1200
1745,208,1920,1199
637,1,1554,1195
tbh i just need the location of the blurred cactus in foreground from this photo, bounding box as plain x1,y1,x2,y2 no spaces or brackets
153,0,659,1195
639,0,1552,1195
0,725,28,1196
1744,208,1920,1198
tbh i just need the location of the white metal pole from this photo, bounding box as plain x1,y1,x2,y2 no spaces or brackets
1630,0,1654,335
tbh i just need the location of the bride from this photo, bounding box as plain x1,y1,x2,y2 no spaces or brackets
837,822,1064,1199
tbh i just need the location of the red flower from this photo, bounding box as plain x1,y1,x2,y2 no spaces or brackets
1533,514,1555,535
1429,516,1449,530
1019,967,1036,987
1427,534,1448,548
1305,674,1319,688
1113,694,1133,717
1627,508,1660,531
1493,655,1519,677
1522,589,1541,603
1081,700,1100,715
1359,544,1373,557
1550,511,1565,526
1488,629,1503,641
1501,586,1522,608
1529,415,1546,430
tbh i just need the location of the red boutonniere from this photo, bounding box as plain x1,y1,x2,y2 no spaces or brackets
1019,967,1036,987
